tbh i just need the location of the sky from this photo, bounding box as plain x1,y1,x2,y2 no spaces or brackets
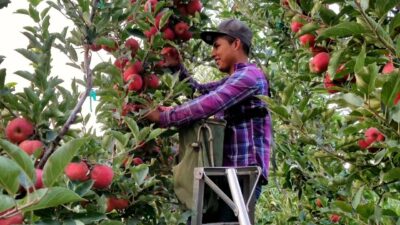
0,1,102,131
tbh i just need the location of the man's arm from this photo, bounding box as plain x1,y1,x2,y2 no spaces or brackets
171,64,227,94
160,67,259,127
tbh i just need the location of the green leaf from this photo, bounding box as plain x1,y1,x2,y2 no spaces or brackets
0,140,35,183
138,127,151,142
296,22,320,37
15,70,34,81
319,6,338,25
333,200,353,213
23,187,84,211
100,221,124,225
0,156,21,195
78,0,90,12
109,131,129,146
124,117,140,140
24,88,40,105
328,49,343,79
389,13,400,36
146,128,165,142
342,93,364,107
354,44,366,73
29,4,40,22
282,83,296,105
28,0,42,7
93,62,121,79
130,164,149,186
0,0,10,9
43,138,87,187
359,13,394,49
15,49,40,64
373,149,387,165
355,64,378,94
352,186,364,209
381,71,400,107
0,68,5,89
383,168,400,183
159,10,173,29
0,194,15,212
317,22,366,41
375,0,400,18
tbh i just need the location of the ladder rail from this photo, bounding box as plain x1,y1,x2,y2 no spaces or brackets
226,168,251,225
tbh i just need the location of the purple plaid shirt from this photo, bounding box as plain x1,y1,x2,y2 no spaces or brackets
160,63,272,179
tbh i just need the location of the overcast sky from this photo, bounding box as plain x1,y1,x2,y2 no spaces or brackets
0,1,101,131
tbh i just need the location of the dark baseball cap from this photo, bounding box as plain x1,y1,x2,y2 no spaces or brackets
200,19,253,48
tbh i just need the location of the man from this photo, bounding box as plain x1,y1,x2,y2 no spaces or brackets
146,19,272,222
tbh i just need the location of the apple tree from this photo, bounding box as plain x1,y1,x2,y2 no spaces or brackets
0,0,212,224
222,0,400,224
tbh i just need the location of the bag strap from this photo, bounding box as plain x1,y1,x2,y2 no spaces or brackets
191,122,215,167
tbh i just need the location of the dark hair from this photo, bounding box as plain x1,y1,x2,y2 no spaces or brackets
220,35,250,56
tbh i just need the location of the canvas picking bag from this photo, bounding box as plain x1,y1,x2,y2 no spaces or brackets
172,118,226,209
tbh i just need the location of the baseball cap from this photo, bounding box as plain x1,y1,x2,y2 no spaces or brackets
200,19,253,48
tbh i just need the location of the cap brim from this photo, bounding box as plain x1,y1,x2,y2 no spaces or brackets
200,31,227,45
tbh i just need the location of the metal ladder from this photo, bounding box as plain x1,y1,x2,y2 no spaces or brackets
191,166,262,225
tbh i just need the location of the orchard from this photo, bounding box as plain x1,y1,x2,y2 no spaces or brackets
0,0,399,225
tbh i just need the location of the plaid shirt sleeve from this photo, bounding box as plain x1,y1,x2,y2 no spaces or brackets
174,64,228,94
160,66,258,127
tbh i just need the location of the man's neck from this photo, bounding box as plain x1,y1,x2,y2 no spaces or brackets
229,56,249,74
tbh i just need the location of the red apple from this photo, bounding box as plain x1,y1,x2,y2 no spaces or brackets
132,157,144,166
186,0,202,15
310,46,328,56
394,93,400,105
315,198,323,208
290,21,303,33
180,30,192,41
125,74,143,92
125,38,139,56
19,140,43,156
144,26,158,39
330,214,340,223
323,74,339,94
177,3,188,16
358,139,371,149
145,74,160,89
88,43,102,52
0,210,24,225
174,21,190,38
299,34,316,47
382,61,395,74
309,52,330,73
5,118,34,144
123,61,144,79
106,197,129,212
365,127,385,143
35,169,43,189
90,164,114,189
162,28,175,40
65,162,90,182
114,57,129,70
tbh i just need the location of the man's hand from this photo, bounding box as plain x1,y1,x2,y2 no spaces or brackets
145,108,161,123
161,47,181,68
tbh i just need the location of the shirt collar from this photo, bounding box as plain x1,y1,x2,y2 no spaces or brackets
233,62,254,71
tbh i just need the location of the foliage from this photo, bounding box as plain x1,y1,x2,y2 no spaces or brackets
225,0,400,224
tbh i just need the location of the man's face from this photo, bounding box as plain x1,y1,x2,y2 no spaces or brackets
211,36,237,73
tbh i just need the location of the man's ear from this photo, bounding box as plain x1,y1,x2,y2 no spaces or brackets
234,39,243,52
